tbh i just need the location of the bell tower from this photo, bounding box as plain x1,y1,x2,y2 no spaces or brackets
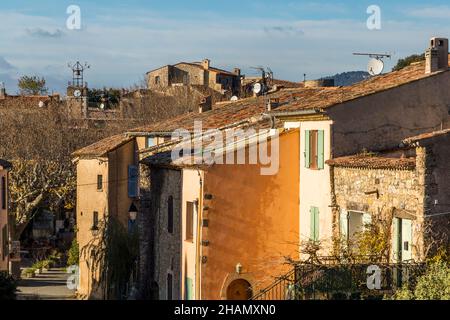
67,61,90,119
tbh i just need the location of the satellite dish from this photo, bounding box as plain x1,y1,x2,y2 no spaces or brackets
38,101,45,108
253,82,262,95
99,103,105,110
367,58,384,76
230,95,238,102
73,89,81,97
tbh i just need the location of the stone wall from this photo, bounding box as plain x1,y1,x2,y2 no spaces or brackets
138,165,182,300
332,152,426,260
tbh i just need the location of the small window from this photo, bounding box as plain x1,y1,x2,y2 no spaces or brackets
167,273,173,300
186,201,194,242
146,137,155,148
155,76,160,84
97,175,103,190
1,176,5,210
305,130,324,170
168,196,174,234
92,211,99,230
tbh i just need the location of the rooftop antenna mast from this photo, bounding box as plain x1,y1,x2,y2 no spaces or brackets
353,52,391,76
68,61,90,88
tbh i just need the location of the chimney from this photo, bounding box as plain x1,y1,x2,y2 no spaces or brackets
199,95,212,113
0,82,5,99
202,59,210,70
267,98,280,111
425,37,449,74
233,68,241,76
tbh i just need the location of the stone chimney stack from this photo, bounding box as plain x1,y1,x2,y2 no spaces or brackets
199,95,212,113
425,37,449,74
202,59,210,70
0,83,6,99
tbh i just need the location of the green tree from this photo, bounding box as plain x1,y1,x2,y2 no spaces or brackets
392,54,425,71
17,75,48,95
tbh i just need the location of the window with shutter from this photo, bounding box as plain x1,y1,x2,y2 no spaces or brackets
97,175,103,191
186,202,194,241
305,130,325,170
128,165,138,198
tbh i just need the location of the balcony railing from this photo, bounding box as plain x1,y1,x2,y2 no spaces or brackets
251,257,426,300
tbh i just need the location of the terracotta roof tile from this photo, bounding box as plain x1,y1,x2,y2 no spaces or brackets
272,57,450,113
326,154,416,170
72,134,133,158
403,128,450,144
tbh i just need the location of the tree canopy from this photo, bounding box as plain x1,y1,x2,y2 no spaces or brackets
17,75,48,96
392,54,425,72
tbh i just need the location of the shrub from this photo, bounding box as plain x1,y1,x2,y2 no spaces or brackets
390,261,450,300
414,261,450,300
67,238,79,266
0,272,17,300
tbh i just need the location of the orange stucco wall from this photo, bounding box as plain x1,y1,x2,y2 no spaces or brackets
201,129,300,299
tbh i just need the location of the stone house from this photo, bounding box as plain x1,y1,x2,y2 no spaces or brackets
0,159,12,272
146,59,242,96
268,37,450,258
327,129,450,262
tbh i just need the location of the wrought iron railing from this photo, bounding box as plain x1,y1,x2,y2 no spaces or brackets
251,259,426,300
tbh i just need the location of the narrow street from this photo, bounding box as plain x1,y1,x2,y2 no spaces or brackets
16,268,77,300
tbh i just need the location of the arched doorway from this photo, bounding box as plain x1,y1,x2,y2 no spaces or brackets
226,279,253,300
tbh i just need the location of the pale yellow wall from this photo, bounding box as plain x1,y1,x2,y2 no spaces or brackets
181,169,202,299
298,120,334,256
76,139,138,298
0,169,9,271
76,158,109,298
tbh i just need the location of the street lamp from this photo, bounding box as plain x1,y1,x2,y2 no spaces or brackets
128,203,138,233
129,203,138,221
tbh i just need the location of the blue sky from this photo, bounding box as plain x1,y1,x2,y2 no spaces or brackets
0,0,449,94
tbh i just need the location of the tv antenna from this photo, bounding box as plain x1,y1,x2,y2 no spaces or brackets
68,61,90,87
353,53,391,76
250,66,274,95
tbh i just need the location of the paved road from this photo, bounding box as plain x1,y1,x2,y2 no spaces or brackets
16,268,77,300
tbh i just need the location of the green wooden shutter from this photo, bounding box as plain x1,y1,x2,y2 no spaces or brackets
310,207,319,242
392,218,400,262
186,277,193,300
314,207,319,242
317,130,324,169
305,130,310,168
